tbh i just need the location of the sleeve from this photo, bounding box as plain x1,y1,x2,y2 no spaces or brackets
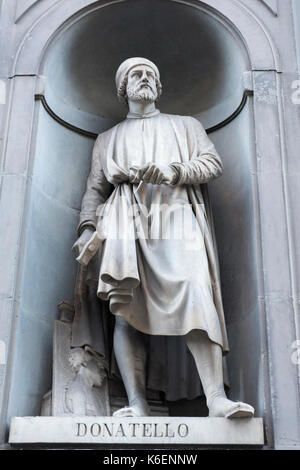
169,117,223,186
77,135,114,236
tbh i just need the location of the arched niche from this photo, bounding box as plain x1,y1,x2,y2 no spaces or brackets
6,0,276,422
42,0,248,133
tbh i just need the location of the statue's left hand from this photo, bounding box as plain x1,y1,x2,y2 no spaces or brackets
129,165,145,184
130,162,176,185
72,227,95,258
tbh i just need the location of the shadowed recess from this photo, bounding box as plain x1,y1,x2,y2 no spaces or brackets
44,0,247,131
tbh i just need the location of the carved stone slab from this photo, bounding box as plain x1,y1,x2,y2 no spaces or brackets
9,417,264,446
51,319,76,415
51,302,110,417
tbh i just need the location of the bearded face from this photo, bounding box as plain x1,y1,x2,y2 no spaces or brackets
126,65,158,103
126,84,158,102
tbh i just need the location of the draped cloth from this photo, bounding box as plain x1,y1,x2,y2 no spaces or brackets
71,111,229,401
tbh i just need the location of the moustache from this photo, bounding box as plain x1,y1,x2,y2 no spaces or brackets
137,83,154,92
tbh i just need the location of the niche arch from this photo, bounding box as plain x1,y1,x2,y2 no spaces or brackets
6,0,279,433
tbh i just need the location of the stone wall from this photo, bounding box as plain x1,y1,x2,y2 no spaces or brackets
0,0,299,449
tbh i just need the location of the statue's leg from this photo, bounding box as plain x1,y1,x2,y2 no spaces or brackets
112,315,150,417
186,329,254,418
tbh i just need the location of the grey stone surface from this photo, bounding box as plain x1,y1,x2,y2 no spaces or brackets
0,0,299,449
9,416,264,446
51,303,110,417
70,56,255,421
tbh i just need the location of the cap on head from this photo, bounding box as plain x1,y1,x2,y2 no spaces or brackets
115,57,161,104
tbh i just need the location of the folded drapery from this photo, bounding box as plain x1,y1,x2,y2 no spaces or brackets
71,112,229,401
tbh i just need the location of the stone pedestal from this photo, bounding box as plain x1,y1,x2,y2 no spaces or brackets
9,417,264,446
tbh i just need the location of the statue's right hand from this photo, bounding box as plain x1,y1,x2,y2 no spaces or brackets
129,165,147,184
72,227,95,258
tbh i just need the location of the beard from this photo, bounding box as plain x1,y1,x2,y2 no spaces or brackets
127,84,158,103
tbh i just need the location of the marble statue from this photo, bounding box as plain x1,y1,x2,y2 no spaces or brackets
72,57,254,419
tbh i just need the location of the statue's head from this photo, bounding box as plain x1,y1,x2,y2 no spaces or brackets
115,57,162,105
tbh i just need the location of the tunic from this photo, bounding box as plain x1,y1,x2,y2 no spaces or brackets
77,110,229,353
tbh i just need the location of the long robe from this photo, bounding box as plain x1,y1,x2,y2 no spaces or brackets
71,111,229,401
